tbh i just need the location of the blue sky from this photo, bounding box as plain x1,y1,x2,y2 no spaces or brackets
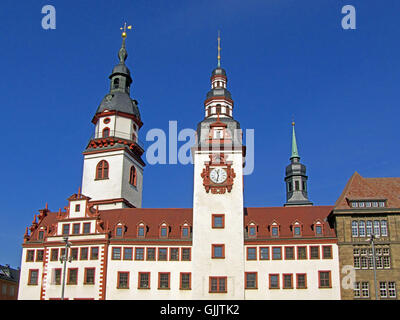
1,0,400,267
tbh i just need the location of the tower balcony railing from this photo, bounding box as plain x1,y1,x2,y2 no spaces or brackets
89,130,145,150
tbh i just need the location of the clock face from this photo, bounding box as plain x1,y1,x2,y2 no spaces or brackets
209,167,227,184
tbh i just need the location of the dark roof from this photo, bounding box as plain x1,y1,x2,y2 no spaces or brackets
96,91,141,120
211,67,227,77
0,265,20,283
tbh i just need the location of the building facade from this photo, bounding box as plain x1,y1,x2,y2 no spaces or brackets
17,33,397,300
330,172,400,299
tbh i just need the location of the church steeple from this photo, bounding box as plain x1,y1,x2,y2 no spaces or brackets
284,122,312,207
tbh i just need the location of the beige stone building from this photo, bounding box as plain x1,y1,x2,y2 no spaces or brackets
330,172,400,299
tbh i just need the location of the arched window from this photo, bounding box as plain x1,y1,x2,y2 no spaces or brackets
96,160,109,180
129,166,137,186
102,127,110,138
113,78,120,89
215,104,222,115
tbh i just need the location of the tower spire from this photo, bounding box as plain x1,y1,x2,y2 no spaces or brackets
291,121,300,160
118,23,132,64
217,30,221,68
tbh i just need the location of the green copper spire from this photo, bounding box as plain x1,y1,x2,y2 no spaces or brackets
290,121,300,160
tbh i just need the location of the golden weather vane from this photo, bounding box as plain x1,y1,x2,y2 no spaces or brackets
120,22,133,38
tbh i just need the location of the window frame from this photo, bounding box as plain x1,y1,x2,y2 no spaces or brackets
245,272,258,289
318,271,332,289
212,214,225,229
95,160,109,180
117,271,129,289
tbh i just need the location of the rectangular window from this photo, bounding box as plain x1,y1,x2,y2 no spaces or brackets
380,282,388,298
181,227,190,238
380,220,388,236
383,256,391,269
112,247,121,260
269,274,279,289
50,249,59,261
75,204,80,212
209,277,227,293
72,223,80,235
158,273,170,289
138,272,150,289
70,248,78,261
259,247,269,260
146,248,156,261
315,225,323,235
135,247,144,260
294,226,301,236
354,282,361,298
52,268,61,285
351,221,358,237
248,226,257,237
359,221,366,237
388,282,396,298
160,226,168,238
212,214,225,228
36,250,44,262
297,246,307,260
84,268,95,285
271,226,279,237
246,247,257,260
38,231,44,240
283,274,293,289
137,226,145,237
296,274,307,289
272,247,282,260
90,247,99,260
310,246,320,259
158,248,168,261
117,272,129,289
170,248,179,261
80,247,88,260
26,250,35,262
212,244,225,259
116,226,123,237
322,246,333,259
123,247,133,260
319,271,331,288
67,269,78,285
28,269,39,285
181,248,191,261
62,224,70,235
361,282,369,298
374,220,380,236
245,272,258,289
366,221,373,236
354,256,360,269
180,273,191,290
284,247,294,260
83,223,90,234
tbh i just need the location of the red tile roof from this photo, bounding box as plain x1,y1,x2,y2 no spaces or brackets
245,206,335,238
334,172,400,209
26,205,335,242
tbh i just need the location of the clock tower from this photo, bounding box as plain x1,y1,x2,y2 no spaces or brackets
192,34,245,299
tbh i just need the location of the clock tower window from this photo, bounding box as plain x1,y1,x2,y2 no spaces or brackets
129,166,137,186
102,127,110,138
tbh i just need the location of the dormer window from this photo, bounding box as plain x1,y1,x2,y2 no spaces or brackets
270,222,280,237
75,204,80,212
181,224,190,238
137,223,146,238
160,223,169,238
292,221,302,237
313,220,324,236
247,223,257,238
115,224,125,238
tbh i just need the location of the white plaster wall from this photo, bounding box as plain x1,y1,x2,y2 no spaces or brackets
120,152,143,208
81,150,124,201
105,245,193,300
18,248,43,300
192,150,245,299
69,199,87,219
244,244,341,300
